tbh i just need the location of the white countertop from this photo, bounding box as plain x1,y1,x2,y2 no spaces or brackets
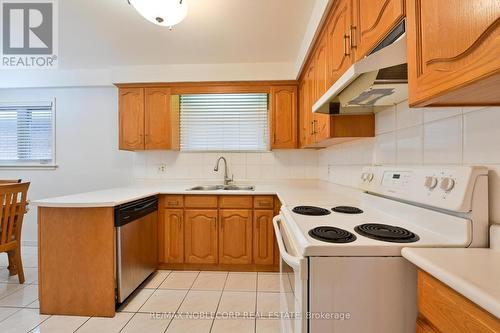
402,247,500,318
32,179,362,208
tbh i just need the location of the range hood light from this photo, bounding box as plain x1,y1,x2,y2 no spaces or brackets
129,0,188,29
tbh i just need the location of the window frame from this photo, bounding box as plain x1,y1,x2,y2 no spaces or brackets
0,99,57,169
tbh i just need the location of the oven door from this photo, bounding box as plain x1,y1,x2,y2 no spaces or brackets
273,215,308,333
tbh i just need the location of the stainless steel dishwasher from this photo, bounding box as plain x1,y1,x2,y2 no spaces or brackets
115,196,158,303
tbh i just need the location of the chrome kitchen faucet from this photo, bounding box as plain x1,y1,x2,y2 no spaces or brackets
214,156,234,185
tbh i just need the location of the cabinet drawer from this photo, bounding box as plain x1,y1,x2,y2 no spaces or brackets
253,196,274,209
163,195,183,208
219,196,253,208
184,195,218,208
418,270,500,333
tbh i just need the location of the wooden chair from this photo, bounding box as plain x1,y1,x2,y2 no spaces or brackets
0,179,21,184
0,182,30,284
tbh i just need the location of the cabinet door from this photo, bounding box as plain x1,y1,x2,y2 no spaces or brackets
298,82,308,148
253,210,275,265
219,210,252,264
160,209,184,263
119,88,144,150
407,0,500,106
184,209,218,264
305,64,316,146
416,318,437,333
144,87,171,149
314,35,331,143
353,0,405,60
327,0,354,86
270,86,298,149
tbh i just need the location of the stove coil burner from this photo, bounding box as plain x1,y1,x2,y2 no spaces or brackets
292,206,331,216
308,226,357,243
354,223,420,243
332,206,364,214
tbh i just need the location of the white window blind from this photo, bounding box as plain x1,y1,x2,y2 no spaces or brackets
0,101,55,166
180,93,269,152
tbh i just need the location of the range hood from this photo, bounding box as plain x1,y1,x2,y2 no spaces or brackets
313,22,408,114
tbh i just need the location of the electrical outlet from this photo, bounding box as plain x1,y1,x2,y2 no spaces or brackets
328,165,334,176
158,164,167,173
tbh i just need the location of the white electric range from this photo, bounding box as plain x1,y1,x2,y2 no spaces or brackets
273,166,489,333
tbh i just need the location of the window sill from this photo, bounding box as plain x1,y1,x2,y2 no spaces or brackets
0,164,58,170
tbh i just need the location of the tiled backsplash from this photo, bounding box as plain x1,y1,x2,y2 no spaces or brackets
133,100,500,223
133,150,318,180
318,101,500,223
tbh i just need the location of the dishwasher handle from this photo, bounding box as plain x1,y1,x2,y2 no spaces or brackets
114,196,158,227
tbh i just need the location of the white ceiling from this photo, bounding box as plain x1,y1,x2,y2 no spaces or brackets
59,0,317,69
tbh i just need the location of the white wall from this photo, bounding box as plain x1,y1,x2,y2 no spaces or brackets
0,87,135,244
133,150,318,181
318,101,500,224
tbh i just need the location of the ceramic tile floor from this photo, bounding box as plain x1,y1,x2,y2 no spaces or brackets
0,246,285,333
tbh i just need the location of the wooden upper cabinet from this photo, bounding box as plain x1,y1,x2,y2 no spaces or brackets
327,0,354,86
270,86,298,149
219,210,252,265
160,209,184,263
304,63,317,146
314,35,331,143
253,210,275,265
144,87,171,149
184,209,218,264
298,82,308,148
407,0,500,107
315,36,329,97
119,88,144,150
118,86,179,151
353,0,405,60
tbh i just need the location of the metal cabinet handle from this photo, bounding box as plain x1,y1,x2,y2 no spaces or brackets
344,33,351,56
350,25,356,48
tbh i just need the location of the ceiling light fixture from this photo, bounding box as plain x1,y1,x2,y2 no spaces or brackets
128,0,188,29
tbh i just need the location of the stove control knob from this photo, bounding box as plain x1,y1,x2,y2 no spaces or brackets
440,177,455,192
424,176,438,190
365,173,374,182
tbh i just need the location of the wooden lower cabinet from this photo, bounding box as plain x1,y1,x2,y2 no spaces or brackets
219,209,252,264
159,195,279,271
159,209,184,263
38,207,116,317
416,316,437,333
184,209,218,264
253,210,275,265
417,269,500,333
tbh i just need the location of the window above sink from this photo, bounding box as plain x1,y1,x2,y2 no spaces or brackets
179,93,269,152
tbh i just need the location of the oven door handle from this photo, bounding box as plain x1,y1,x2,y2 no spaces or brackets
273,216,308,279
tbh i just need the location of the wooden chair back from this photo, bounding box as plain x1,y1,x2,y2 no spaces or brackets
0,182,30,248
0,179,21,184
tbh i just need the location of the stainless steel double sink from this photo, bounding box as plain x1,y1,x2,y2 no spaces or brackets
187,185,255,191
